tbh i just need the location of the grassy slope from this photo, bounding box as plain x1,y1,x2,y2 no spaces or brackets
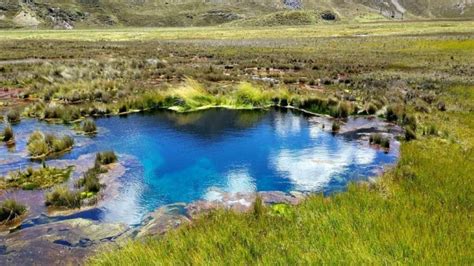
1,0,472,29
67,23,474,264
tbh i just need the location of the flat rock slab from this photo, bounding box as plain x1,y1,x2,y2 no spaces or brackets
131,203,190,238
0,218,127,266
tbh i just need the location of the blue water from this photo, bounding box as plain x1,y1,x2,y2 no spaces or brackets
1,108,398,224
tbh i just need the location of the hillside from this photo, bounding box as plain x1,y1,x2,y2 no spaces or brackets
0,0,473,29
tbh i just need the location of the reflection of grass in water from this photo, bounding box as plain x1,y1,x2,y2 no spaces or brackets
235,110,267,128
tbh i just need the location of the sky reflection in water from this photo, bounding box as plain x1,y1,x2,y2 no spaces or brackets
1,109,398,224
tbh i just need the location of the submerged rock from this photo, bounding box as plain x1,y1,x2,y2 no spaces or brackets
186,191,305,218
131,204,190,238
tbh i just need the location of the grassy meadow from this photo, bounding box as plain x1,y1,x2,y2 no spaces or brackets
0,20,473,263
1,21,474,42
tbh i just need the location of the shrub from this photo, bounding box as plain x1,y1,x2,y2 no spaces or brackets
235,82,269,107
96,151,118,166
336,102,351,118
2,124,14,142
76,167,103,193
50,135,74,153
405,127,417,141
0,200,27,222
367,103,378,115
403,114,417,131
45,186,81,209
28,131,44,144
424,124,438,136
6,109,21,123
82,119,97,134
332,121,341,133
253,195,265,219
44,105,63,119
386,105,403,122
369,133,390,149
27,131,74,157
1,166,73,190
437,101,447,111
118,104,128,113
61,107,81,123
27,138,49,157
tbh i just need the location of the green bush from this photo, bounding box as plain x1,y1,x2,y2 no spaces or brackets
2,124,14,142
332,121,341,133
44,105,63,119
367,103,378,115
386,105,403,122
335,102,351,118
50,135,74,153
28,131,44,144
234,82,269,107
403,114,418,131
405,127,417,141
82,119,97,134
0,200,27,222
118,104,128,113
76,167,103,193
96,151,118,166
298,97,331,114
27,131,74,157
45,186,81,209
253,195,265,219
369,133,390,149
1,166,73,190
27,138,49,157
424,124,439,136
6,109,21,123
61,106,81,124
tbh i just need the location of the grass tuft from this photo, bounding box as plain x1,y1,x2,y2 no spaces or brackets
0,200,27,223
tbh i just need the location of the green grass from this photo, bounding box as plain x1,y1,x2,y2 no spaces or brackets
0,20,472,264
1,21,473,42
0,199,27,223
1,0,470,29
45,185,81,209
1,124,14,142
27,131,74,158
228,10,325,27
92,86,474,265
95,151,118,166
80,119,97,134
0,166,74,190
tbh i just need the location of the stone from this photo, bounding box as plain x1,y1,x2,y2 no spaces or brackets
0,218,128,265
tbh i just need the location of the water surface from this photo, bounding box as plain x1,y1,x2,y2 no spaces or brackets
1,109,398,225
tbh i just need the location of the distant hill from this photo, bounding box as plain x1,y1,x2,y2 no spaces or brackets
0,0,473,29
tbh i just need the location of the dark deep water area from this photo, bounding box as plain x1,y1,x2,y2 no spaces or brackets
1,108,399,225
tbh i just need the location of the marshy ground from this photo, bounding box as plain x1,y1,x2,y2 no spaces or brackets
0,20,473,264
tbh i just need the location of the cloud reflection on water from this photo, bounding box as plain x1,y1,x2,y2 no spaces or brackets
271,121,377,191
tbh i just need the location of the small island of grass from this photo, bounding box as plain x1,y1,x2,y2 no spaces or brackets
27,131,74,159
45,151,118,209
0,166,74,190
0,199,27,225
